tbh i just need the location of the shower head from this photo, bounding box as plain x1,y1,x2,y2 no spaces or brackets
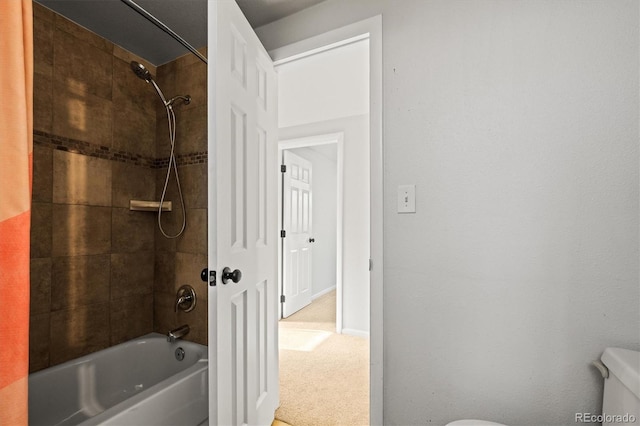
130,60,190,109
130,61,153,82
130,60,168,105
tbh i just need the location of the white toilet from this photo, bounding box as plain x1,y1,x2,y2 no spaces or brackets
446,347,640,426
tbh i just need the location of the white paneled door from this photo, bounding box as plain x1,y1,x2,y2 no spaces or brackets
208,1,279,425
282,150,314,318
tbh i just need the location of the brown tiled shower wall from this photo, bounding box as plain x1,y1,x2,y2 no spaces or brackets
29,3,208,372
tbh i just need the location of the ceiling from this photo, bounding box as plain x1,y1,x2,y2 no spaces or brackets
236,0,325,28
35,0,325,66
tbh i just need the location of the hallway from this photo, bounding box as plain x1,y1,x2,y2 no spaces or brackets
276,291,369,425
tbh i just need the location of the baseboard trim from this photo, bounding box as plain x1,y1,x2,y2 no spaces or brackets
312,285,336,301
341,328,369,338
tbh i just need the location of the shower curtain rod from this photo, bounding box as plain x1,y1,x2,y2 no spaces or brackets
120,0,208,65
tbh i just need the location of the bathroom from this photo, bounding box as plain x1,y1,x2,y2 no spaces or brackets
0,0,638,425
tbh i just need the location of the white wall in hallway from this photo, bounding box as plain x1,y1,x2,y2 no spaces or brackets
277,38,369,128
259,1,640,425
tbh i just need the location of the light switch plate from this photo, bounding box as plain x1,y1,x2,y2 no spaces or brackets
397,184,416,213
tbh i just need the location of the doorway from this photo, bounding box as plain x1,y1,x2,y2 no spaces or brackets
275,34,371,424
206,4,382,423
276,37,371,336
279,133,343,329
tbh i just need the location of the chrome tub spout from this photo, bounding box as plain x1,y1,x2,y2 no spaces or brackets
167,324,190,342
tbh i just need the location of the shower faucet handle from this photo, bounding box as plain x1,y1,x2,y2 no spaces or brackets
175,285,196,313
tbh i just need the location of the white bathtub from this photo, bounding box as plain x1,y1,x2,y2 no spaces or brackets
29,332,208,426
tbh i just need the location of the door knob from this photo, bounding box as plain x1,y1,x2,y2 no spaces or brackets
309,238,315,243
222,267,242,284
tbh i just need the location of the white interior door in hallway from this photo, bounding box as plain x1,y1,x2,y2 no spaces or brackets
207,1,279,424
281,150,314,318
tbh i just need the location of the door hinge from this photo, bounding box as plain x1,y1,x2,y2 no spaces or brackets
280,295,286,303
209,270,216,286
281,165,287,173
280,230,286,238
369,259,373,271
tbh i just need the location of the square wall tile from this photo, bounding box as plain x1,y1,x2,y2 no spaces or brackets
30,258,52,315
52,204,111,257
153,251,176,295
110,251,154,299
176,208,207,254
175,105,207,156
112,102,156,158
112,162,156,208
53,150,112,206
54,14,113,53
34,71,53,133
153,291,176,336
34,6,54,77
110,293,153,345
154,224,177,252
33,145,52,203
51,255,111,311
31,202,52,258
175,61,207,111
155,117,174,161
49,302,110,365
179,163,207,210
33,2,54,23
29,312,50,372
111,208,155,252
53,30,113,101
53,81,113,147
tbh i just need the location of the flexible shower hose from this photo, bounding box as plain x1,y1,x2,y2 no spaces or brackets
158,103,186,238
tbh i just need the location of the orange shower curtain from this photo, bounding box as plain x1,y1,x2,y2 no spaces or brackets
0,0,33,424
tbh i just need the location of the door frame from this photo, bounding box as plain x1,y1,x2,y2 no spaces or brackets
269,15,384,425
278,133,344,331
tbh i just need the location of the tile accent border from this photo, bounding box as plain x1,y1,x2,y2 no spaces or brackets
155,151,208,167
34,130,207,168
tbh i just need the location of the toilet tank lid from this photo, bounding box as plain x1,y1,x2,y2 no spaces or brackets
601,347,640,399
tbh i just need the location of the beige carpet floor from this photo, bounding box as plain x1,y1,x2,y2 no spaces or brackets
276,290,370,426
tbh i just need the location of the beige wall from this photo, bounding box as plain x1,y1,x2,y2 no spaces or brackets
29,3,208,372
